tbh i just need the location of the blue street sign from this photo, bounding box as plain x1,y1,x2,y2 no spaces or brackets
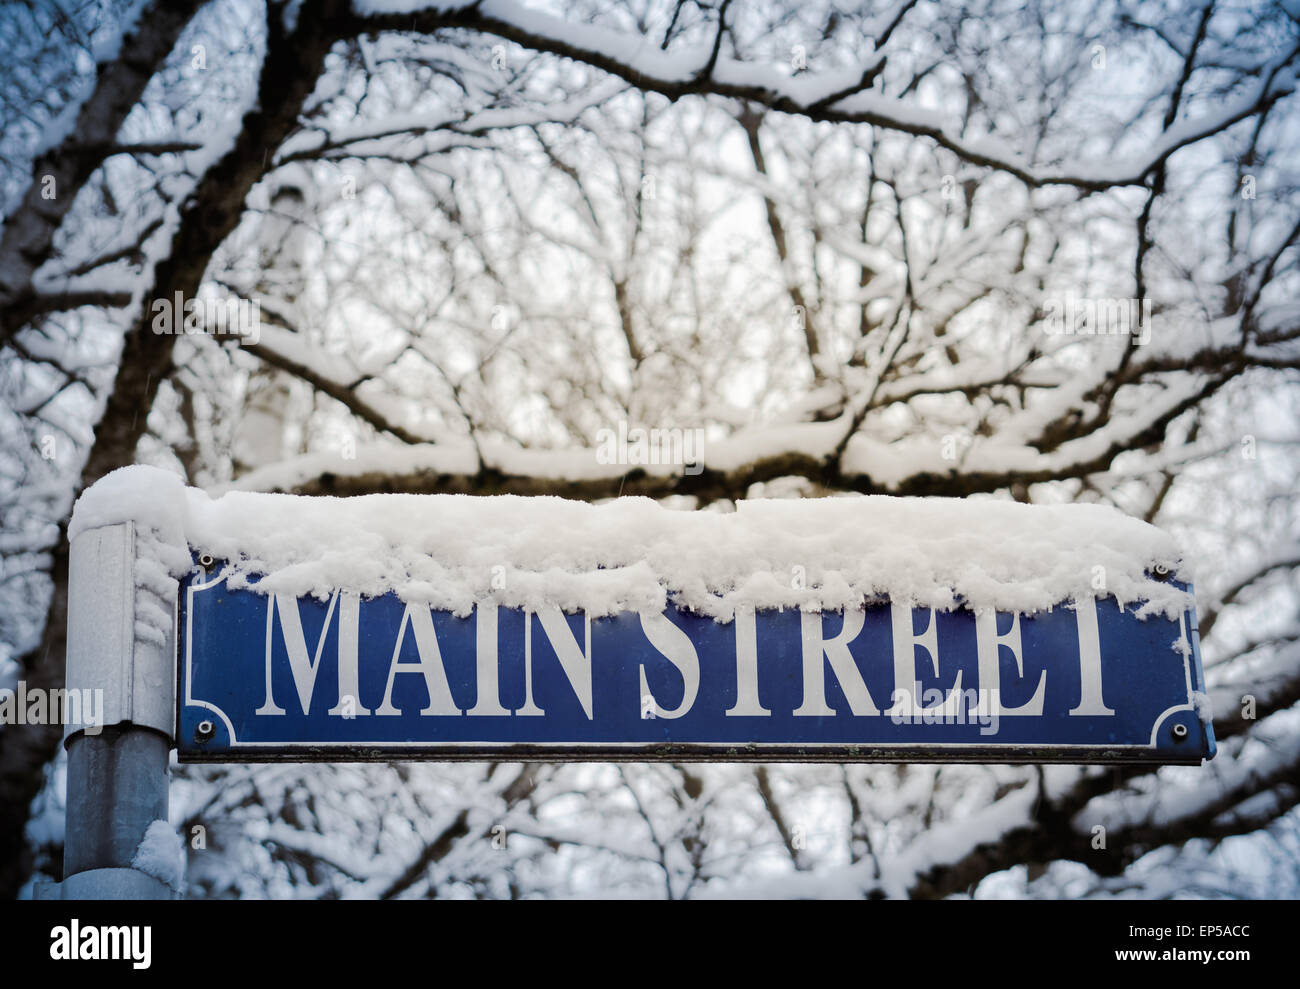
176,563,1215,764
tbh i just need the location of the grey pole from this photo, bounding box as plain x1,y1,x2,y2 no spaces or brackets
44,521,180,900
63,728,172,884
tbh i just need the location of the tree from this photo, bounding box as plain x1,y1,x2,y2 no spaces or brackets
2,0,1298,899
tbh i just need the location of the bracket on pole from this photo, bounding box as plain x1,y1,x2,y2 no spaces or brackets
65,521,176,739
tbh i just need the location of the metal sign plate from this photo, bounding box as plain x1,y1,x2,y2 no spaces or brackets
176,564,1215,764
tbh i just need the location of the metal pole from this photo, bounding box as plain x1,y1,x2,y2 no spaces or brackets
64,728,171,875
46,521,179,900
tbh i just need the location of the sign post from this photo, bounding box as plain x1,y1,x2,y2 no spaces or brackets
52,488,1217,898
43,522,177,899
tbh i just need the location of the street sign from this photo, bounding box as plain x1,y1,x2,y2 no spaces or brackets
177,562,1215,764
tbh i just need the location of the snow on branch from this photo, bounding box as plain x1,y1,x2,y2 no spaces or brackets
352,0,1299,192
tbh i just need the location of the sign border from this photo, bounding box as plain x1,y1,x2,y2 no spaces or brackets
176,567,1216,766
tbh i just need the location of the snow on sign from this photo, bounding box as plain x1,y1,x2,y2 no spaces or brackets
72,467,1216,764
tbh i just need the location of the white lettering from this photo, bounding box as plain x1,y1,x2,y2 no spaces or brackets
794,608,881,716
518,607,593,719
974,611,1045,716
467,601,510,716
638,612,700,719
886,604,963,720
726,606,771,716
376,604,461,716
1069,596,1115,716
258,592,370,717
